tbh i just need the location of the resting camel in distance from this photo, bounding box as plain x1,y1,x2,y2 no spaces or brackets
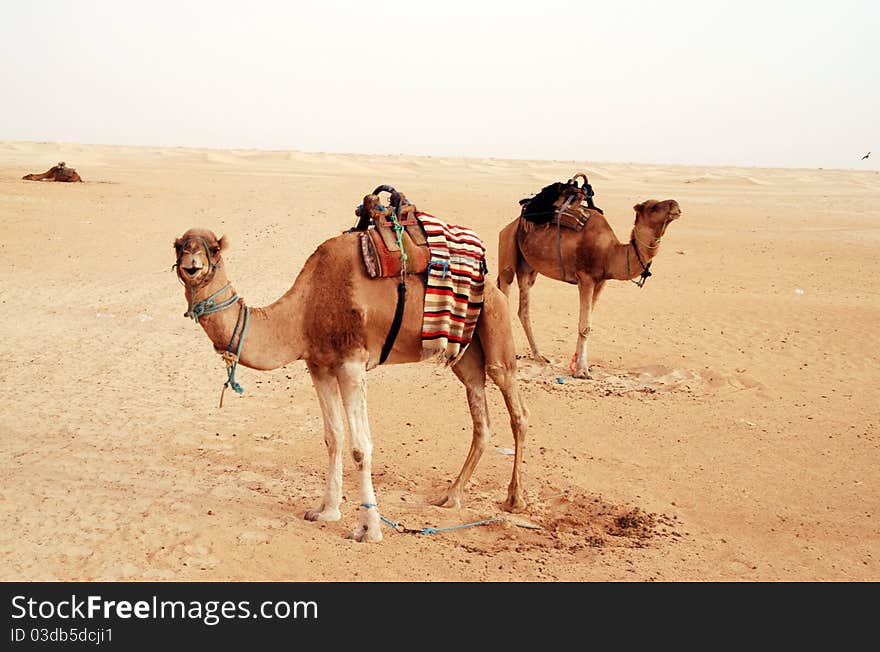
22,161,83,182
497,195,681,379
173,227,528,542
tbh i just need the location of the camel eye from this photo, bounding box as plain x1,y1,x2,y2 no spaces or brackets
210,246,220,256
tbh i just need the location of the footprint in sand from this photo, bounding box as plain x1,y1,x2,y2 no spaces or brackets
98,562,142,581
237,531,271,544
182,543,219,569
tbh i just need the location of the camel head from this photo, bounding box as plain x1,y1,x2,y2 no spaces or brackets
173,228,229,287
633,199,681,239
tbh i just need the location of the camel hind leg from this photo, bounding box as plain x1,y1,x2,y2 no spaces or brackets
476,285,529,512
497,217,547,364
437,337,491,509
516,258,548,364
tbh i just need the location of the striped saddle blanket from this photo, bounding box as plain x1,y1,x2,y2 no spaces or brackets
418,213,487,364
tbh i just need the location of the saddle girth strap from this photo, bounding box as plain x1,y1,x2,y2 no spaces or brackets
379,280,407,364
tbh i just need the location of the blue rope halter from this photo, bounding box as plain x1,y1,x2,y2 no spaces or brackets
185,283,239,322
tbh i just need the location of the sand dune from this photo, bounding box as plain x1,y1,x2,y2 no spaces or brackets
1,141,877,581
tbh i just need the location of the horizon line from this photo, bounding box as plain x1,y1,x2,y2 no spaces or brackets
2,139,877,175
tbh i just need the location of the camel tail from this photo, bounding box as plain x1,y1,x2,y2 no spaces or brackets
496,217,521,292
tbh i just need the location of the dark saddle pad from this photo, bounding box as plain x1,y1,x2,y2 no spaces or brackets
519,173,603,231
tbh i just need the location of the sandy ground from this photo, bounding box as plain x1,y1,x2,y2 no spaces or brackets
1,142,877,581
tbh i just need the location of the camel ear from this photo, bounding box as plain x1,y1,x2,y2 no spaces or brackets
218,235,229,254
633,202,644,213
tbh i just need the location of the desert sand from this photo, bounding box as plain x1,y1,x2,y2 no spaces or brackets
1,141,877,581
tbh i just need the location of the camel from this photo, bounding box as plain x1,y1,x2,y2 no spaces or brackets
497,197,681,378
22,162,82,182
173,226,529,542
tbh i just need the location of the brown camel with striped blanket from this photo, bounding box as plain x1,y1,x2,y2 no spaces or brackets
173,226,529,542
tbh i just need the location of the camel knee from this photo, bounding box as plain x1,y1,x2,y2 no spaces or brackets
351,448,369,470
487,361,515,387
497,268,514,293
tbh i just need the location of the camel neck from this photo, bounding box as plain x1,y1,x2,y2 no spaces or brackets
606,226,663,282
186,273,306,371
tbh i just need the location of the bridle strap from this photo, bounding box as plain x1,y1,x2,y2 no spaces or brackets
627,235,653,288
174,236,222,288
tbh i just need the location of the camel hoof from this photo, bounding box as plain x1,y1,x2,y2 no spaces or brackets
304,507,341,522
503,494,527,514
532,352,551,364
433,493,462,509
571,369,591,380
349,524,383,543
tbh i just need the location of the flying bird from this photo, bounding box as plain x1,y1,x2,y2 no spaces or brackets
862,152,871,160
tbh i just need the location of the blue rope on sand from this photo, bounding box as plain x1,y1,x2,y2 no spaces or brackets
360,503,503,535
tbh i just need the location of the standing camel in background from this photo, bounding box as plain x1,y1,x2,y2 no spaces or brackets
173,226,528,542
498,196,681,378
22,161,83,182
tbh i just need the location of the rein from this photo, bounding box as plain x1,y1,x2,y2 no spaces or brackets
219,303,250,408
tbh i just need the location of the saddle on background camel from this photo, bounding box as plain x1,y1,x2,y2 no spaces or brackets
519,172,604,232
52,162,79,182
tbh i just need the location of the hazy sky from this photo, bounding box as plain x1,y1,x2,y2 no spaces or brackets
2,0,877,169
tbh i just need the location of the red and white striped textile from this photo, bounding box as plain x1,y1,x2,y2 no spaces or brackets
417,212,487,364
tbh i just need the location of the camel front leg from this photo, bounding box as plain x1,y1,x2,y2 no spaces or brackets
337,359,382,543
436,339,490,509
572,277,595,379
516,261,548,363
304,364,344,522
